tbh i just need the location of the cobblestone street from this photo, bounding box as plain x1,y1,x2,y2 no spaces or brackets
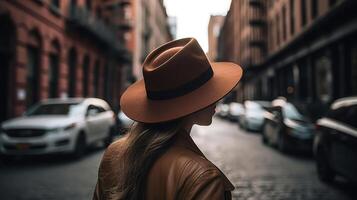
0,116,356,200
192,117,356,200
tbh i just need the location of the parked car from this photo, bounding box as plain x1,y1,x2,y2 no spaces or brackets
314,97,357,183
117,110,134,134
216,103,230,119
0,98,115,158
239,101,270,131
227,102,244,122
262,98,314,153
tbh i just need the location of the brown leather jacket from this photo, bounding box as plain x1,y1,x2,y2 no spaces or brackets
93,131,234,200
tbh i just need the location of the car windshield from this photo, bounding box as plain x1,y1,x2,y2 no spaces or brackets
26,103,84,116
283,103,305,120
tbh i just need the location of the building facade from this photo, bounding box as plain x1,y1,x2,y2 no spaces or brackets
101,0,136,87
218,0,267,102
219,0,357,119
132,0,173,79
207,15,224,61
0,0,131,123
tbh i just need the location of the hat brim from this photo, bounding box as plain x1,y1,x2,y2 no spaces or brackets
120,62,243,123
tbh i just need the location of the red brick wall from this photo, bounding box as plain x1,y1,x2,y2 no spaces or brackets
0,0,125,119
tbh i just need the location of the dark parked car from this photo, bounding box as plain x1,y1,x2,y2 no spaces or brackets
262,98,315,153
314,97,357,183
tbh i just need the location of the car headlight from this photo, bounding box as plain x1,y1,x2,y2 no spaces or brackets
64,123,77,131
46,123,77,134
47,127,62,134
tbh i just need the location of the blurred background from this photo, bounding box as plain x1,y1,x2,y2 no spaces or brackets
0,0,357,199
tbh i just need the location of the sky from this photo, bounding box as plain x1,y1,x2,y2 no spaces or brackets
163,0,232,53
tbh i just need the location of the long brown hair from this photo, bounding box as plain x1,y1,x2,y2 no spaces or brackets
119,118,184,200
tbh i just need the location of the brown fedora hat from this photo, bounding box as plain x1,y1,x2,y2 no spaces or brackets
120,38,243,123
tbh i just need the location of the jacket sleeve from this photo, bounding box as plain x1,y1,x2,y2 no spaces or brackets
183,168,231,200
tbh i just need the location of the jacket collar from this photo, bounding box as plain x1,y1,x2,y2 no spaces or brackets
176,129,206,157
175,129,235,191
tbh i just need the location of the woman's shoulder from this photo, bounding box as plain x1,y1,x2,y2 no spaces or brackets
99,136,128,170
104,136,126,153
160,145,221,179
155,146,235,196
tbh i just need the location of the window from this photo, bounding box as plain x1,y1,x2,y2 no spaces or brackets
213,24,220,37
268,20,272,49
49,41,60,98
276,14,280,46
315,56,332,103
282,6,287,41
103,63,111,100
329,0,337,7
27,46,40,108
86,0,92,11
27,103,81,116
86,105,100,116
70,0,77,8
124,32,131,41
51,0,59,8
94,61,100,97
123,5,132,20
82,55,90,97
49,53,59,98
311,0,318,19
96,7,102,18
301,0,307,27
289,0,295,34
68,48,77,97
298,62,309,100
96,105,107,113
50,0,61,15
26,30,41,108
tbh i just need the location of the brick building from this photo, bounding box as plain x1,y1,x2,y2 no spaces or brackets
0,0,131,123
207,15,224,61
132,0,173,79
218,0,357,119
218,0,267,102
101,0,135,87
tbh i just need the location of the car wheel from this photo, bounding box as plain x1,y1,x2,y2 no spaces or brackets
316,147,335,183
278,133,288,153
103,127,115,147
73,132,86,158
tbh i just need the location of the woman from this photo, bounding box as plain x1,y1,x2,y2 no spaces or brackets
93,38,243,200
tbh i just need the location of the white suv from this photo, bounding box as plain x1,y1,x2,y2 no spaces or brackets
0,98,115,157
